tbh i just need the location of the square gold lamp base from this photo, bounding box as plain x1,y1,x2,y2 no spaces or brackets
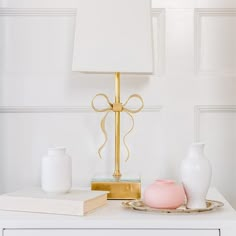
91,176,141,200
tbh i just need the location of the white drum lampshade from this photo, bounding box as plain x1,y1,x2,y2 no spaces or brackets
72,0,153,74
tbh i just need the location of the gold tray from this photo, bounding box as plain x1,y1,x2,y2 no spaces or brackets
122,200,224,214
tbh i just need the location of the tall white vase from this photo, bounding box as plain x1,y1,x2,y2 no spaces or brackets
41,147,72,194
181,143,212,209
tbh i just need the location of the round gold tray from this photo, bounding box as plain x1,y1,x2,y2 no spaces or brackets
122,200,224,213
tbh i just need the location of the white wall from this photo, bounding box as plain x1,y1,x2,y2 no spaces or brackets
0,0,236,207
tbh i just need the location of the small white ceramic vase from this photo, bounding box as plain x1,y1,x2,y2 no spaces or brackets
41,147,72,194
181,143,212,209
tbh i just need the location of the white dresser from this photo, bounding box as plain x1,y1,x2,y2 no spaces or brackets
1,189,236,236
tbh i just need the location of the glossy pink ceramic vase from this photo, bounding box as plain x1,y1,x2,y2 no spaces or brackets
143,180,185,209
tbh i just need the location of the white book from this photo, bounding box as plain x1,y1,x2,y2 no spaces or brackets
0,188,108,216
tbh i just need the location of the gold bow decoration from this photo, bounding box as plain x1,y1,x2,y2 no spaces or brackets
91,93,144,161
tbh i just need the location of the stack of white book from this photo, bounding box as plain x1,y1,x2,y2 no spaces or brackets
0,188,108,216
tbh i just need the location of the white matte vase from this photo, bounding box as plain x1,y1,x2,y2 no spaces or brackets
181,143,212,209
41,147,72,194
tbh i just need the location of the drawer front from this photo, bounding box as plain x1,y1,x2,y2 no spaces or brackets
3,229,219,236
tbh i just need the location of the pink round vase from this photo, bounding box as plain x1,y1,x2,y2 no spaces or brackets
143,180,185,209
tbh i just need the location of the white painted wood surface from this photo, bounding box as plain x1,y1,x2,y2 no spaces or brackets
3,229,219,236
0,0,236,212
0,189,235,236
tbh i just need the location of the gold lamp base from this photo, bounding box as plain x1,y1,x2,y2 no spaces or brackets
91,73,144,200
91,176,141,200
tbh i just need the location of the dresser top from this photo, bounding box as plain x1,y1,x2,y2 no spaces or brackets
0,188,235,229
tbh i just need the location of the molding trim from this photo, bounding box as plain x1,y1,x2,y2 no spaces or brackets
0,106,162,113
152,8,165,77
194,9,236,78
0,8,164,114
0,8,162,17
194,105,236,142
0,8,76,16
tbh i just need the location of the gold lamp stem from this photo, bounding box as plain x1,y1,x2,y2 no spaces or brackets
113,72,121,178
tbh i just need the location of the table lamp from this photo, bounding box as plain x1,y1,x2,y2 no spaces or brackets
73,0,153,199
